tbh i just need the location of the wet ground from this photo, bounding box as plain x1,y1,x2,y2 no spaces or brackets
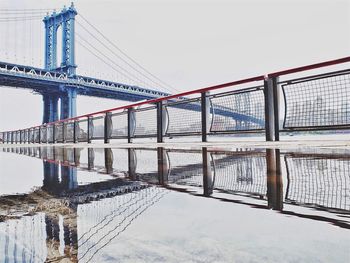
0,145,349,262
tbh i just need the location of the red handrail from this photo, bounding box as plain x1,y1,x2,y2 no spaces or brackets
268,56,350,77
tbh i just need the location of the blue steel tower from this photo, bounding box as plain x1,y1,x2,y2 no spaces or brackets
42,3,77,123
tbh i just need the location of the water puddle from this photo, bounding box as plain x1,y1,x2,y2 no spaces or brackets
0,146,349,262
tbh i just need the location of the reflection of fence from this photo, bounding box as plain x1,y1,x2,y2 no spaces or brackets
285,155,350,211
3,146,350,213
212,154,267,196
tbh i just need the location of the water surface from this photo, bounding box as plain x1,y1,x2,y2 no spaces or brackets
0,146,349,263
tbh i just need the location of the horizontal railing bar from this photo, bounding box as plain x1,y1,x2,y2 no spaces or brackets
281,125,350,131
209,85,263,99
278,68,350,85
165,131,202,137
209,129,265,134
165,97,201,107
268,56,350,77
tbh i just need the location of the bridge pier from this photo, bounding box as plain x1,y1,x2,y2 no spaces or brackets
42,94,59,124
60,87,77,120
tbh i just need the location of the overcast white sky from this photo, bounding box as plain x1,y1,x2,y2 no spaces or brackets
0,0,350,130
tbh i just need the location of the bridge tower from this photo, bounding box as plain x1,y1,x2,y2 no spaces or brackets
42,3,78,123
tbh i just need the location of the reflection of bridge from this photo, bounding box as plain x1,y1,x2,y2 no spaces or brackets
1,146,350,261
0,186,166,262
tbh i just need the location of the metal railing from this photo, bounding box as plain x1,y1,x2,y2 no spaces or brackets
1,56,350,144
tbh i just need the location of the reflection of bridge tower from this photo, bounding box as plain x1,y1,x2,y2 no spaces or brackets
42,3,77,123
43,161,78,193
43,161,60,192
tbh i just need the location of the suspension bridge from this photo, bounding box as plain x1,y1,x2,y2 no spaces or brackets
0,4,350,144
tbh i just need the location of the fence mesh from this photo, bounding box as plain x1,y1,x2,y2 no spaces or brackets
111,112,128,138
210,89,265,132
283,72,350,129
29,129,34,143
65,122,75,142
133,107,157,137
55,123,64,142
285,155,350,211
166,99,202,135
24,129,28,143
91,116,104,139
47,125,54,143
34,128,40,143
40,127,47,143
76,119,88,142
15,131,20,143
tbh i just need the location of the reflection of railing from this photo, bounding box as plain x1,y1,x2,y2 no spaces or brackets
212,154,267,196
2,57,350,144
3,146,350,213
285,154,350,211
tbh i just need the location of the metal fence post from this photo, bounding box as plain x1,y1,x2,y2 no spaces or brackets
127,108,135,143
157,101,164,143
52,125,56,144
87,116,92,143
73,120,77,143
62,122,66,143
38,127,41,144
201,92,210,142
272,77,280,141
264,78,274,141
104,112,112,144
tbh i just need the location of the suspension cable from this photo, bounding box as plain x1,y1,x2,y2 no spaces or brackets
77,37,151,88
76,19,180,93
79,13,179,93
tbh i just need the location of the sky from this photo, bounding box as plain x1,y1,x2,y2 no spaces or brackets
0,0,350,130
